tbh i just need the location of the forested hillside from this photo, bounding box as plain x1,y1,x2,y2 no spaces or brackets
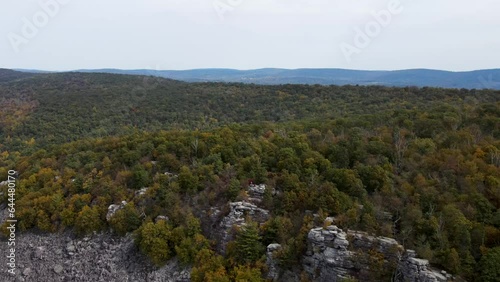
35,68,500,89
1,72,498,149
0,71,499,281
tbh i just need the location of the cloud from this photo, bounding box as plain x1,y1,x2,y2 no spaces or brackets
0,0,499,71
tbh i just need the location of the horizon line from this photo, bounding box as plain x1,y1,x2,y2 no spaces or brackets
8,67,500,73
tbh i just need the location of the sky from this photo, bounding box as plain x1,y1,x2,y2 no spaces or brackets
1,0,499,71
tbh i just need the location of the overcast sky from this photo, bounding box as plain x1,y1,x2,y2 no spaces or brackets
1,0,499,71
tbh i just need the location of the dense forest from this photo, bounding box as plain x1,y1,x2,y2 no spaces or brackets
0,70,499,281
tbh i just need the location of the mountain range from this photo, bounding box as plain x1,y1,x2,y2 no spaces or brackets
11,68,500,90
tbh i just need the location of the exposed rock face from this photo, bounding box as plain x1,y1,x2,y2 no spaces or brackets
301,223,452,282
303,225,358,282
217,201,270,253
348,230,403,261
106,201,127,222
248,184,267,196
0,232,190,282
135,187,149,197
247,184,275,204
395,250,451,282
266,243,282,281
225,201,270,222
155,215,169,223
164,172,178,179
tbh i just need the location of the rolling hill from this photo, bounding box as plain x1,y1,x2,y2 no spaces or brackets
37,68,500,90
1,69,498,150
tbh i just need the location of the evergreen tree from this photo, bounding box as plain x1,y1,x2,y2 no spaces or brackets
234,221,265,264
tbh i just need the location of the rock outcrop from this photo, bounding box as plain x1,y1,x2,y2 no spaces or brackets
299,223,452,282
155,215,169,223
266,243,282,281
395,250,451,282
0,232,190,282
217,201,270,253
248,184,268,196
135,187,150,197
106,201,127,222
247,184,275,204
348,230,403,261
303,225,359,281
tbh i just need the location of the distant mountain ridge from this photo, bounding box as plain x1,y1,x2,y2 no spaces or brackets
11,68,500,89
0,68,38,83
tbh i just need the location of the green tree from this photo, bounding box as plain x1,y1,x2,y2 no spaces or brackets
234,221,265,264
232,265,264,282
357,165,389,193
178,166,199,194
131,164,150,189
175,234,210,265
191,248,230,282
75,205,103,235
135,220,173,266
443,248,461,274
478,247,500,282
109,202,142,235
227,178,241,201
329,169,366,199
36,210,52,232
441,204,472,253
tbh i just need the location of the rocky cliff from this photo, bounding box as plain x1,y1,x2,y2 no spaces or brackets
395,250,453,282
216,201,270,254
266,221,454,282
1,182,455,282
0,232,190,282
1,226,454,282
